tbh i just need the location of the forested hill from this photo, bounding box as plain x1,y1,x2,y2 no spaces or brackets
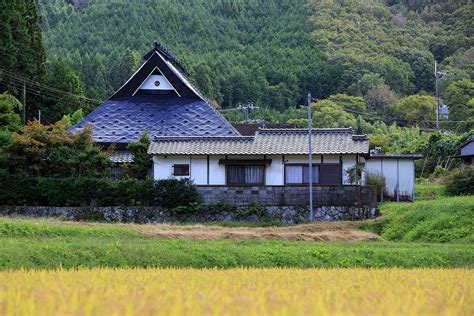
38,0,338,110
38,0,473,113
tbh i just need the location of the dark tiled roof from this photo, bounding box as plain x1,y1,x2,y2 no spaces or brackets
148,128,369,155
109,151,135,163
70,95,238,143
233,123,297,136
459,136,474,148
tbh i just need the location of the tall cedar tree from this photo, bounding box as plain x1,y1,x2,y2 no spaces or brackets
0,0,46,120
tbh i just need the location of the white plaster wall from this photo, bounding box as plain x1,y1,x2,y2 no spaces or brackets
284,155,322,164
139,74,174,90
153,155,191,180
209,155,225,185
323,154,340,163
341,155,357,185
266,155,284,185
190,156,208,185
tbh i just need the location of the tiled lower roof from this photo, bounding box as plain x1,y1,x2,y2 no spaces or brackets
70,95,238,143
148,128,369,155
109,151,135,163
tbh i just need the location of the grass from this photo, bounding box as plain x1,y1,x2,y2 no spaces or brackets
414,179,448,201
0,217,473,269
360,195,474,243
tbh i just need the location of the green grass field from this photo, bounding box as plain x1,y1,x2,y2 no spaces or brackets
361,196,474,243
0,217,473,270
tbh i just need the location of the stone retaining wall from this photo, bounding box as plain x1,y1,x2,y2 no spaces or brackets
0,204,378,224
197,185,377,208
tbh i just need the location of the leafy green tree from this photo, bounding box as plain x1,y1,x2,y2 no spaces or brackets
6,121,110,177
444,79,474,132
45,57,85,122
393,94,436,127
328,93,367,113
59,108,84,127
311,100,357,129
0,93,22,132
125,133,152,180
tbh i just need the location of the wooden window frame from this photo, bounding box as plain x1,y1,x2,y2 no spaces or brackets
284,163,342,186
284,163,320,185
225,164,266,186
173,164,190,176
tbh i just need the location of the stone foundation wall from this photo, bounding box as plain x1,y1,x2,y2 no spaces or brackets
197,185,377,208
0,204,378,225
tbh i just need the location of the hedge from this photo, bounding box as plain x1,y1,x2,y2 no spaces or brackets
0,177,200,208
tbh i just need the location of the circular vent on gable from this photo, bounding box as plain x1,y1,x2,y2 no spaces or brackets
154,80,161,87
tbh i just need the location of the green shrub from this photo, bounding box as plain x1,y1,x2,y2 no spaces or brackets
153,178,201,210
445,167,474,196
0,176,155,206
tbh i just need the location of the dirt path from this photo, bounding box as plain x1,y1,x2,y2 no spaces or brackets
134,222,380,242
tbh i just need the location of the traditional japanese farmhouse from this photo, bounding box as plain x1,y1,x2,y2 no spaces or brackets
72,42,420,207
71,42,239,163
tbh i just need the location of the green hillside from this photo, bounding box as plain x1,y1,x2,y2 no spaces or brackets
38,0,340,110
38,0,473,113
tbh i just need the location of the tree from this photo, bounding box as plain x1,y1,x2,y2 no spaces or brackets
125,133,152,180
444,79,474,132
393,94,436,127
328,93,367,113
6,121,110,177
0,0,46,81
59,108,84,127
45,57,85,122
365,84,398,114
311,100,357,129
0,93,21,132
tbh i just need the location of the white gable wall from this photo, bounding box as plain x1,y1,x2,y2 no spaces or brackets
138,74,175,91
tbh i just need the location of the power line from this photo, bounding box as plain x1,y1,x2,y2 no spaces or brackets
0,68,102,104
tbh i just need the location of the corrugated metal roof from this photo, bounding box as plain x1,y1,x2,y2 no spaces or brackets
70,95,239,143
148,128,369,155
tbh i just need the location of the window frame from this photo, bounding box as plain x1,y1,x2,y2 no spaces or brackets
284,163,320,185
225,164,266,186
173,164,190,176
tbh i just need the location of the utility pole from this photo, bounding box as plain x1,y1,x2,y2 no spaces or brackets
22,81,26,125
237,102,257,123
307,93,313,222
434,61,448,130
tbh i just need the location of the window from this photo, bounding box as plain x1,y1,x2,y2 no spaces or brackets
226,165,265,185
173,164,189,176
285,165,320,184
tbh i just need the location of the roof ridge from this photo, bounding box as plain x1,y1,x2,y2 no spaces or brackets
257,127,354,134
153,136,254,142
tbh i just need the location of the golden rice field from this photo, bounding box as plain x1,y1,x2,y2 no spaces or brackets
0,268,472,316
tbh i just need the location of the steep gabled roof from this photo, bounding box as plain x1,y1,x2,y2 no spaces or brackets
71,42,239,143
110,45,202,100
148,128,370,155
71,96,238,143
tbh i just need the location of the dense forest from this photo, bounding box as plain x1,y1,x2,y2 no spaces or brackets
0,0,472,176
